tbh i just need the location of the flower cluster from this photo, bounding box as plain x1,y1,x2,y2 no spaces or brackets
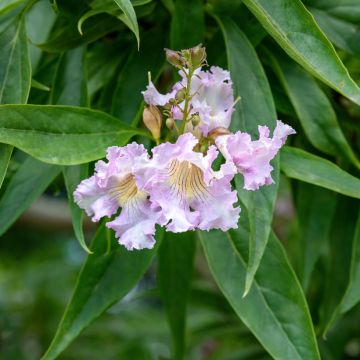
74,45,295,250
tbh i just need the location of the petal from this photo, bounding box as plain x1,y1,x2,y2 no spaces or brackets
142,81,176,106
216,121,295,191
73,176,118,222
106,196,160,250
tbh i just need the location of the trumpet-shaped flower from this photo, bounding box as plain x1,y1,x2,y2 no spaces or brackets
216,121,296,190
74,143,159,250
138,133,240,233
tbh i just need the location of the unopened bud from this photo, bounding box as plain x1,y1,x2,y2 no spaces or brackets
166,117,175,130
143,105,162,140
208,127,231,140
165,48,183,69
191,114,201,127
175,88,186,102
169,98,176,105
190,44,206,69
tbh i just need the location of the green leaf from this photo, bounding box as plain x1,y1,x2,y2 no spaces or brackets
319,196,359,336
50,47,89,107
111,28,166,124
242,0,360,106
0,105,143,165
157,232,195,360
296,183,337,291
266,49,359,168
310,8,360,56
200,218,320,359
113,0,140,48
280,146,360,199
50,45,91,253
38,14,121,52
41,225,159,360
340,211,360,313
218,17,278,296
0,15,31,104
0,144,13,189
0,156,61,236
170,0,204,49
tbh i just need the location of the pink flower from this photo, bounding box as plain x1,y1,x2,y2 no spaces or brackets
74,143,160,250
216,121,295,190
138,133,240,232
142,66,235,136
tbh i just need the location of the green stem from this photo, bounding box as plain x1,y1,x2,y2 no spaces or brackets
179,68,193,135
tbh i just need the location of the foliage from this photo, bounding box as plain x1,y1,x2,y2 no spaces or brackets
0,0,360,359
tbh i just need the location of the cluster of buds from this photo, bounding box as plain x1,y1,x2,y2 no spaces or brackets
165,44,207,71
74,45,295,251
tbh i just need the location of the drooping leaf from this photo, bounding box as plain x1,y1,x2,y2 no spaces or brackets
113,0,139,48
217,17,278,296
0,105,143,165
319,196,359,336
0,156,61,236
157,231,196,360
340,211,360,313
296,183,337,291
38,14,122,52
170,0,204,50
200,215,321,359
242,0,360,106
280,146,360,199
111,28,166,124
266,49,359,168
41,225,159,360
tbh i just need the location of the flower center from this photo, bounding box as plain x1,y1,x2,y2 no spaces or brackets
110,174,143,206
168,159,208,201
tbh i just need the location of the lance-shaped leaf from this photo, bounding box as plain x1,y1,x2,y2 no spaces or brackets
200,215,321,359
0,156,61,236
157,231,196,360
266,49,359,168
217,16,278,296
341,211,360,313
296,183,337,291
281,146,360,199
0,14,31,187
0,105,143,165
113,0,139,48
320,196,359,336
51,46,91,253
242,0,360,106
41,225,159,360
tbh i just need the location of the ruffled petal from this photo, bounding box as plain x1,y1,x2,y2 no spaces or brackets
73,176,118,222
216,121,295,190
143,133,240,232
107,197,158,250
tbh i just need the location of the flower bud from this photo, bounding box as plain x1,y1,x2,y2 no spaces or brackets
191,113,201,127
175,88,186,102
165,117,175,130
169,98,177,105
190,44,206,69
208,127,231,140
143,105,162,140
165,48,184,69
